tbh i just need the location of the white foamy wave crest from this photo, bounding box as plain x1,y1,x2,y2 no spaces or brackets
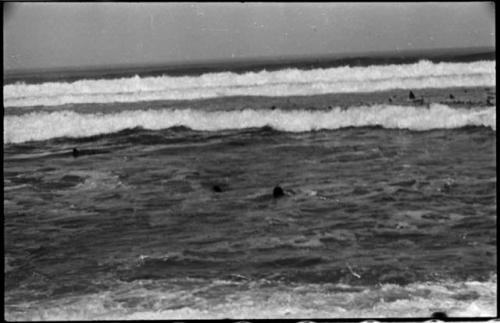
4,277,497,320
4,60,495,108
4,104,495,144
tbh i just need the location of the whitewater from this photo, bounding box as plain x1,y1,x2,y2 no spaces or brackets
4,60,495,108
4,104,496,144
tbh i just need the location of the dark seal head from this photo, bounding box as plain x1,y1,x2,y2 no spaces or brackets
273,186,285,198
212,185,222,193
72,148,80,158
409,90,416,100
431,311,448,320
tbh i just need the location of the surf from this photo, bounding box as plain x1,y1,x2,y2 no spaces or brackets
4,60,495,108
4,104,495,144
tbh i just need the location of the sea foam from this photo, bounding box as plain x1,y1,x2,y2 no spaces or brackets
4,104,495,144
4,277,497,320
4,60,495,108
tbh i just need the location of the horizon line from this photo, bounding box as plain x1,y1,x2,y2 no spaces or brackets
4,45,495,76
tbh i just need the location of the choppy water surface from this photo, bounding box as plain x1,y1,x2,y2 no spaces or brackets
4,124,496,319
4,55,497,319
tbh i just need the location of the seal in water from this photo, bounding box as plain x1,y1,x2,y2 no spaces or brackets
409,90,416,100
431,311,448,319
212,185,223,193
273,186,285,198
71,147,108,158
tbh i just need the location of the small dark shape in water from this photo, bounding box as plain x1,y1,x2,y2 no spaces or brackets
71,148,108,158
409,91,416,100
431,311,448,319
388,97,393,103
271,105,276,110
327,105,333,110
212,185,222,193
442,182,452,193
273,186,285,198
449,94,455,99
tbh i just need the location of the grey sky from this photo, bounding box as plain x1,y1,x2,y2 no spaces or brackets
3,2,495,71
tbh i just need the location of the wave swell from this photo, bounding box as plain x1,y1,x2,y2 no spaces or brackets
4,104,495,144
4,60,495,108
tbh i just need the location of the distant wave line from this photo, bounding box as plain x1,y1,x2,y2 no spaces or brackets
3,60,495,108
8,72,487,101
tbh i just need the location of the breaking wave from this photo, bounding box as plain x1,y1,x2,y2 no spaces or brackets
4,60,495,108
4,276,497,320
4,104,495,144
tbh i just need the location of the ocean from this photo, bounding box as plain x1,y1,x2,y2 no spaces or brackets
3,49,497,320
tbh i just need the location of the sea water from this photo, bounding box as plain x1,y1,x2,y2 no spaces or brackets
3,51,497,320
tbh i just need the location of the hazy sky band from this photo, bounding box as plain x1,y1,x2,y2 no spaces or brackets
3,2,495,71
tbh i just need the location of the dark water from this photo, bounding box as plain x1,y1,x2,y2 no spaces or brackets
4,124,496,319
